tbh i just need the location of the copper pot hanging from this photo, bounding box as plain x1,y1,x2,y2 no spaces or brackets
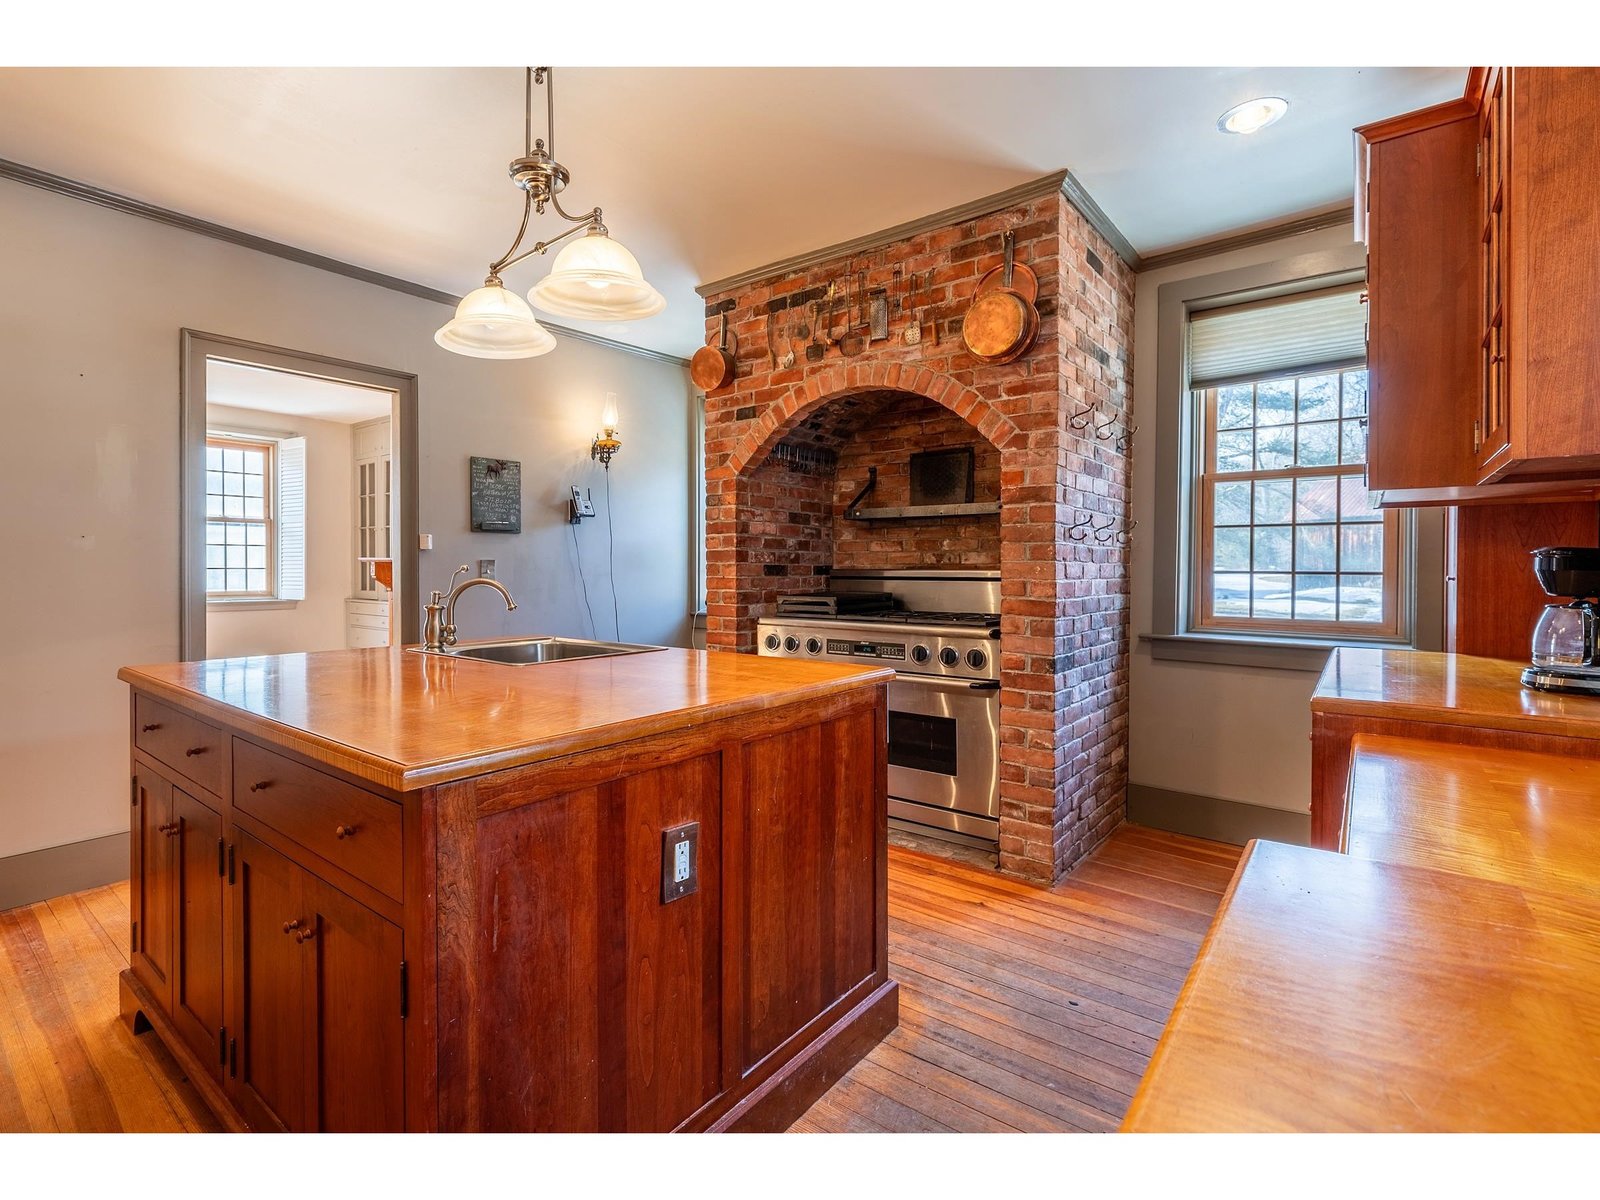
691,313,738,392
961,230,1038,365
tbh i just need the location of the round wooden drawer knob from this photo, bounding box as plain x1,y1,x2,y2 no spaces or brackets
295,928,316,944
335,825,357,840
283,919,301,934
185,746,207,757
141,723,161,733
249,781,271,792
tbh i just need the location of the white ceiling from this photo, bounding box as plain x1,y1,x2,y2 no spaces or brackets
207,360,393,424
0,67,1465,357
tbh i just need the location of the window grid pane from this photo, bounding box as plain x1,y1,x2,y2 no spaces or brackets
205,436,274,597
1201,367,1389,631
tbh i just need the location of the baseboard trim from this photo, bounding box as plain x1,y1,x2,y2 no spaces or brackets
1129,785,1309,847
0,832,129,912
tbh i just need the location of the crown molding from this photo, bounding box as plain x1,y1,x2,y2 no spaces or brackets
697,168,1144,298
0,156,690,369
1136,205,1355,274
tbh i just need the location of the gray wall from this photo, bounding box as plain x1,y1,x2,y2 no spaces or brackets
0,177,695,863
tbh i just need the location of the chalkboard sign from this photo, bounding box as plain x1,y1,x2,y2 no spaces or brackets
469,457,521,533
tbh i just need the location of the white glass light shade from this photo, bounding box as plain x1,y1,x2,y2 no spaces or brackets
434,284,557,359
601,392,619,431
528,230,667,321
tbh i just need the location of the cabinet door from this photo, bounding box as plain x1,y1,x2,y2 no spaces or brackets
169,788,226,1078
231,832,306,1133
130,766,175,1005
1477,68,1512,472
302,874,405,1132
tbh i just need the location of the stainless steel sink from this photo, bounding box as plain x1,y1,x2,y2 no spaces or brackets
409,636,665,666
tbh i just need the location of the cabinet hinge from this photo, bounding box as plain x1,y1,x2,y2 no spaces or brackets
130,777,138,807
1474,419,1483,451
217,837,226,878
228,1036,237,1079
400,960,409,1020
1476,142,1482,178
227,842,236,885
218,1026,227,1065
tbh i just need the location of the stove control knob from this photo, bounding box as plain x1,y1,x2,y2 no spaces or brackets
966,649,988,671
910,644,931,665
763,633,781,652
783,636,800,654
939,647,960,667
805,637,822,655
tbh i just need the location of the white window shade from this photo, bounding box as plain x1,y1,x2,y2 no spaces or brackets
278,436,307,601
1188,285,1366,390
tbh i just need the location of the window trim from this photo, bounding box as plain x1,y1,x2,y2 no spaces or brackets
1191,374,1406,642
204,433,277,600
1147,240,1444,671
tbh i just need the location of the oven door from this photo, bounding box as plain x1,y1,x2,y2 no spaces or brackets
886,674,1000,837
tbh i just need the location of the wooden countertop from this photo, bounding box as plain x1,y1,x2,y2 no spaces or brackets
1311,646,1600,741
118,646,893,792
1121,839,1600,1132
1345,734,1600,900
1127,728,1600,1132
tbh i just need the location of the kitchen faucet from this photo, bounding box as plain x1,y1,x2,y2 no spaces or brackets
423,565,518,652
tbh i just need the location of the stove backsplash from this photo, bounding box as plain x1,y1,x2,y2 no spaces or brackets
829,568,1000,616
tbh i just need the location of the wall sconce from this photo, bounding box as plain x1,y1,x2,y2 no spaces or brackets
591,391,621,468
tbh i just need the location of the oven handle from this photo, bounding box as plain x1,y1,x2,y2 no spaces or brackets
897,675,999,692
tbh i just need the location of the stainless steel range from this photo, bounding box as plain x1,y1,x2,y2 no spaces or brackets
757,569,1000,842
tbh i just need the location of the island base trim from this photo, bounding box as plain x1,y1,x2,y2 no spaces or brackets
705,979,900,1133
119,969,249,1133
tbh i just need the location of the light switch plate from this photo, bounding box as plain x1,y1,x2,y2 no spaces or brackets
477,559,495,580
661,822,699,903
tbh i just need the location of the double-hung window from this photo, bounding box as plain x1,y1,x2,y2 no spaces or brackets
205,436,275,597
1189,284,1404,640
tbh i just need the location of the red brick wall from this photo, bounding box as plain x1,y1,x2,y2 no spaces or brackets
832,394,1001,570
701,187,1134,883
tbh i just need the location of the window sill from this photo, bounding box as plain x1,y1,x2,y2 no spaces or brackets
1142,632,1411,673
207,598,300,612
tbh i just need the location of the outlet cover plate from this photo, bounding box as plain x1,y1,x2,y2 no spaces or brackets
661,822,699,903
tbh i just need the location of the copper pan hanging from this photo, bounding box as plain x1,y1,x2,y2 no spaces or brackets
691,312,738,391
961,230,1037,365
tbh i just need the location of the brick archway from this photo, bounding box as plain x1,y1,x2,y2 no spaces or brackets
710,361,1023,482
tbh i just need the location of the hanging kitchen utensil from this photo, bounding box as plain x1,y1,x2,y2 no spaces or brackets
976,255,1038,303
765,309,777,371
839,271,867,356
778,312,796,369
961,230,1036,365
806,300,827,362
902,269,922,346
690,312,738,391
868,288,889,341
925,269,939,346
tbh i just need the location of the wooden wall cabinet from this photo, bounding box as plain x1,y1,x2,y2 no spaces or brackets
119,674,893,1134
1358,67,1600,506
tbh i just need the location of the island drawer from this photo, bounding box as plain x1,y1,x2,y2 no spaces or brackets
232,739,402,900
134,693,224,796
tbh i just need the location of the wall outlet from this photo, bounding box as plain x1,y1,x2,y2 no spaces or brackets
477,559,495,580
660,823,699,903
568,485,597,524
419,533,433,551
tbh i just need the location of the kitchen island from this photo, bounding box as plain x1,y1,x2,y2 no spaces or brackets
116,644,896,1133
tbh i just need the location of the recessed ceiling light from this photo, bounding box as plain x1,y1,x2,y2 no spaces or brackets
1217,96,1289,135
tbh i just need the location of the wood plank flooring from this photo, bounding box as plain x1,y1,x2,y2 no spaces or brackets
789,824,1241,1133
0,822,1238,1134
0,881,220,1132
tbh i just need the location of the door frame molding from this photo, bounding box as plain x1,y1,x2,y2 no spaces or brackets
179,330,421,659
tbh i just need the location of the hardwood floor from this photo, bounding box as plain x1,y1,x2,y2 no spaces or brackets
0,822,1238,1134
0,882,219,1132
789,824,1241,1133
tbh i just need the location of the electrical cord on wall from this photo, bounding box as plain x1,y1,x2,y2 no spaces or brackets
605,470,621,641
569,521,599,639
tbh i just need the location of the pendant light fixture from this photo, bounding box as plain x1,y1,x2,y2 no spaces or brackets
434,67,666,359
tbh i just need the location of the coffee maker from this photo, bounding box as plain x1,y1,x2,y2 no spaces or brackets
1521,546,1600,696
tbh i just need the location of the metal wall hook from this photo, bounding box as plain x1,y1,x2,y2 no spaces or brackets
1092,516,1117,543
1116,520,1138,546
1094,416,1120,441
1069,403,1094,431
1067,513,1093,541
1116,424,1139,454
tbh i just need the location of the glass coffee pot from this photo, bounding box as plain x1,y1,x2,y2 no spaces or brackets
1522,547,1600,695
